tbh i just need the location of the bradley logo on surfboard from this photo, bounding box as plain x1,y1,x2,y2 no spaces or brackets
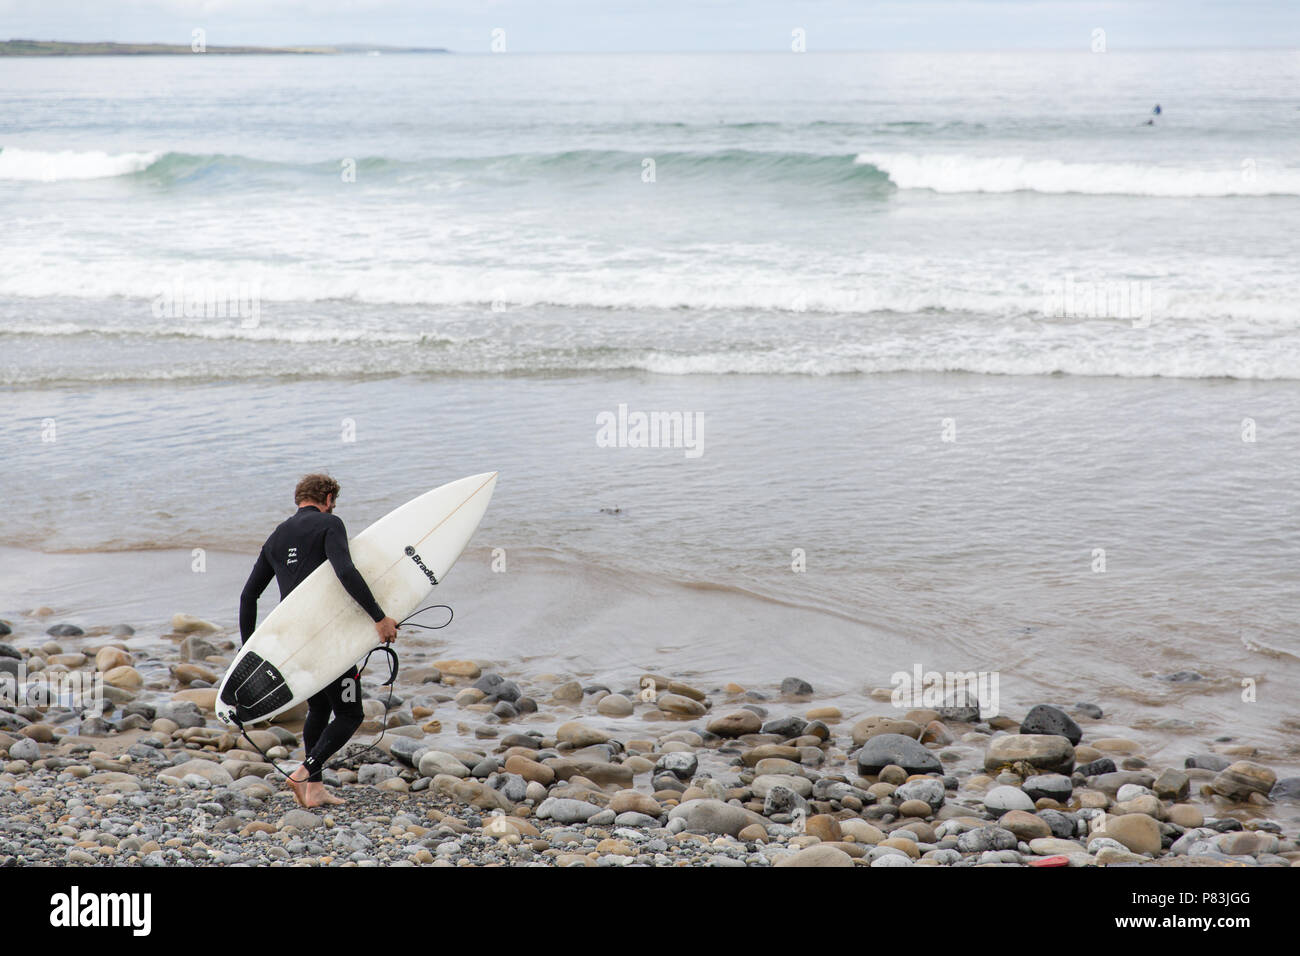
405,545,438,585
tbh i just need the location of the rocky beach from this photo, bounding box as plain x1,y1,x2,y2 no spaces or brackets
1,610,1296,868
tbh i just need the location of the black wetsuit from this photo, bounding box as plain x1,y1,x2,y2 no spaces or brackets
240,505,386,782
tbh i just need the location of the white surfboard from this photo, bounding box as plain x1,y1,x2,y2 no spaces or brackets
215,471,498,727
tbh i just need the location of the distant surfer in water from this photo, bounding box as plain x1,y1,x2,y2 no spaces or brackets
239,474,399,807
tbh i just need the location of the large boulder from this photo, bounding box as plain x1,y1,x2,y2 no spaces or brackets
1023,773,1073,802
856,733,942,775
956,826,1018,853
555,722,610,748
1095,813,1160,855
418,750,469,778
893,778,946,811
1018,704,1083,745
171,614,220,634
983,785,1035,813
387,735,428,768
504,754,555,785
774,845,854,867
1184,753,1231,772
706,710,762,737
179,635,219,662
668,799,767,836
657,694,706,716
536,797,604,824
609,790,662,817
1211,761,1276,801
95,647,131,672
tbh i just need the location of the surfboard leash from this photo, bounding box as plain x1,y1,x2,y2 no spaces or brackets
227,603,453,786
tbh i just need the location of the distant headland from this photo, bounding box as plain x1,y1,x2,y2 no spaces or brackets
0,39,449,56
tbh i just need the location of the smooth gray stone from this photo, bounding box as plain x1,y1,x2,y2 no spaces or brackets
956,826,1018,853
871,853,913,867
1019,704,1082,745
895,778,946,810
614,812,660,827
1088,770,1155,794
1037,809,1077,839
763,784,808,818
761,716,808,738
780,677,813,697
8,738,40,761
489,772,527,803
667,798,766,837
1023,773,1073,801
357,763,396,785
856,733,942,775
654,751,699,780
983,785,1035,812
1269,777,1300,803
387,736,426,768
536,797,603,824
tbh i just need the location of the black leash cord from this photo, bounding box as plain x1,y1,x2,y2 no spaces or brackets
231,604,453,781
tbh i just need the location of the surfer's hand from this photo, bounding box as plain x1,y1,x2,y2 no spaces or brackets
375,616,398,643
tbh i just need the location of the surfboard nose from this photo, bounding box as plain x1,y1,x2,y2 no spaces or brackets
466,471,498,513
468,471,498,499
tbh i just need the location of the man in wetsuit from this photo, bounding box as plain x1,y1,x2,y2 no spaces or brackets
239,474,398,807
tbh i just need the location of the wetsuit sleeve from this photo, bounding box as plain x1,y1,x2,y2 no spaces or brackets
324,518,386,622
239,547,275,645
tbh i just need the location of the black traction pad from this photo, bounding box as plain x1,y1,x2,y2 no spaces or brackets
221,651,293,722
219,652,264,706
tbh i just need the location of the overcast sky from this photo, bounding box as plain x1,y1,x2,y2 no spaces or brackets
2,1,1296,52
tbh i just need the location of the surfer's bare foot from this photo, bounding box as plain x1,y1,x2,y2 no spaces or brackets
285,766,310,807
302,782,344,807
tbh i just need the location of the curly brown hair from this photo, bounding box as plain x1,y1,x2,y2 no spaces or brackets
294,473,340,506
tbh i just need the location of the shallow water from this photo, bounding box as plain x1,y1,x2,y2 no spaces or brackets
3,371,1298,774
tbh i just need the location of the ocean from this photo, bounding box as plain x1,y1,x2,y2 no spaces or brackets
1,50,1297,770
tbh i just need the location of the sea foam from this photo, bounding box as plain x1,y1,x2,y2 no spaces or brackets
0,147,160,181
856,152,1300,197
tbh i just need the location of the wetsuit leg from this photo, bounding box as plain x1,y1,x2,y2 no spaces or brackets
302,686,332,760
300,666,363,783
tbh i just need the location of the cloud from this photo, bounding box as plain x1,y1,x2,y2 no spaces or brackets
1,0,1295,50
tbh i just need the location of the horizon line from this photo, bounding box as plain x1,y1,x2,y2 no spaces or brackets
5,38,1300,56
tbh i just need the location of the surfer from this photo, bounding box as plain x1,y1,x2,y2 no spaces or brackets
239,474,399,807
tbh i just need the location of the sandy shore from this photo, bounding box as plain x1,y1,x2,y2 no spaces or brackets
1,610,1297,868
